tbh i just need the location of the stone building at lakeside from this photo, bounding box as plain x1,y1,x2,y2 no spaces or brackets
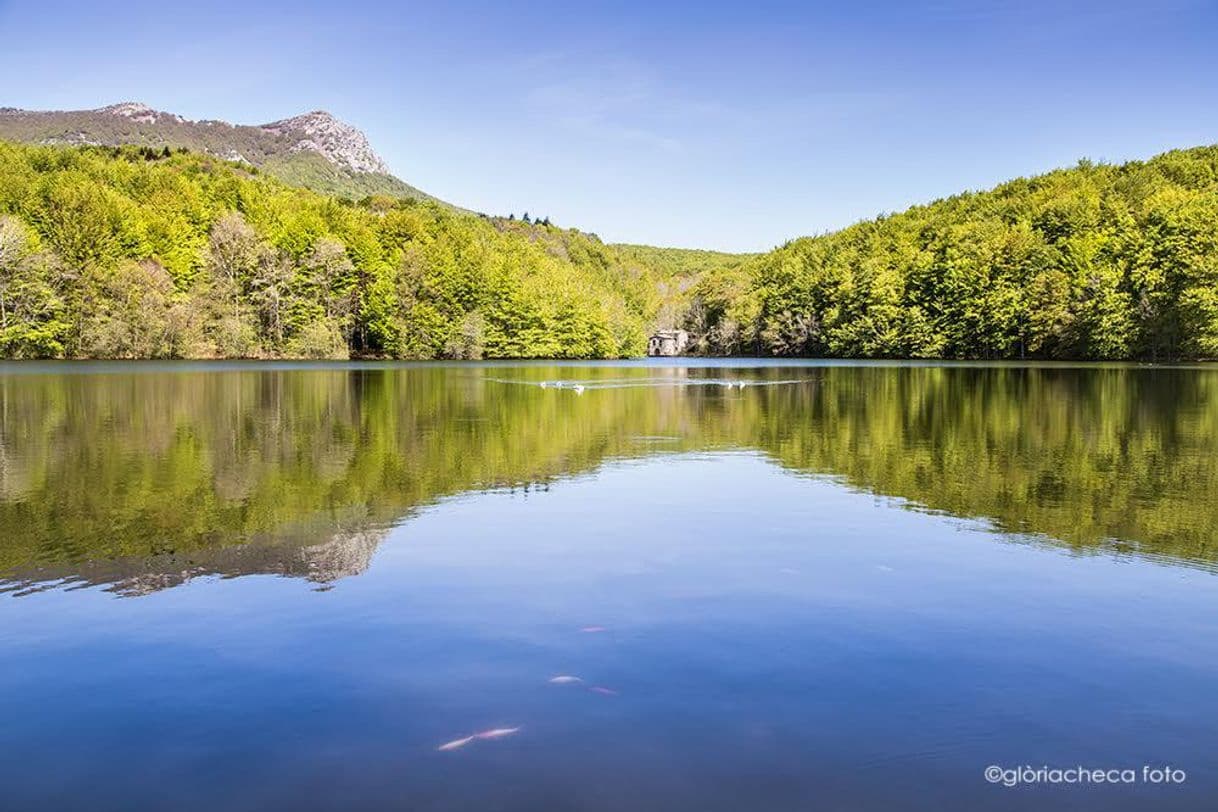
647,329,690,357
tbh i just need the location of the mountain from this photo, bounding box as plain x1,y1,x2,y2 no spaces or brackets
3,101,1214,361
0,102,440,202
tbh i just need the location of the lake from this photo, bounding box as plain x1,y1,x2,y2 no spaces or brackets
1,360,1216,811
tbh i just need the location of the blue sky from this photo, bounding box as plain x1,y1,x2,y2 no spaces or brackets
1,0,1216,251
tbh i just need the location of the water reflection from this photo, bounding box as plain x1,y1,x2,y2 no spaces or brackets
1,362,1215,595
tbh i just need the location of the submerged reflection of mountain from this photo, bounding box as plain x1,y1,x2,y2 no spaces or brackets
1,518,387,598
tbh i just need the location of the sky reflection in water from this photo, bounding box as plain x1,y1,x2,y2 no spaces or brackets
1,362,1216,811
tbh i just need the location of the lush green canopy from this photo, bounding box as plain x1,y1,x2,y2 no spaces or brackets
687,146,1218,360
0,142,657,359
1,140,1216,360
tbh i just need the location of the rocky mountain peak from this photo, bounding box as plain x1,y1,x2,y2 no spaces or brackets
96,101,183,125
260,110,390,174
0,101,425,199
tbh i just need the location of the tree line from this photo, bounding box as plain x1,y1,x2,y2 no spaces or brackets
0,142,655,359
685,146,1218,360
1,140,1217,360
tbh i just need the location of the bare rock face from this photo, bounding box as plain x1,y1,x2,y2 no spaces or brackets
260,110,390,174
97,101,184,125
0,101,435,201
42,102,392,175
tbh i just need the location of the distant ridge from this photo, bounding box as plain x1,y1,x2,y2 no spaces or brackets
0,101,442,202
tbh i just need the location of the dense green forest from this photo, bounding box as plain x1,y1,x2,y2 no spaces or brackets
0,139,1216,359
0,141,661,359
610,243,754,330
687,145,1218,359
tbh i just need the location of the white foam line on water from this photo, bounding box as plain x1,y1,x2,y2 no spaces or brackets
487,377,809,391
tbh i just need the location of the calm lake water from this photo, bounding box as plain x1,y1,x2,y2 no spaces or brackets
2,360,1216,811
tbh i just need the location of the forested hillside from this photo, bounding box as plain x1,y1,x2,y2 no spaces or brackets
1,139,1216,360
0,141,659,359
685,145,1218,360
610,243,754,331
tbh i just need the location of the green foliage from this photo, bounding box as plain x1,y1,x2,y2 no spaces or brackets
79,260,193,358
5,138,1216,360
0,216,68,357
688,147,1218,360
0,141,653,359
612,243,755,334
